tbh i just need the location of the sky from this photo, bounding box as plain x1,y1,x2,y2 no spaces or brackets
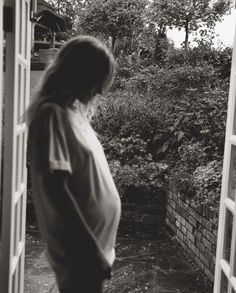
167,7,236,48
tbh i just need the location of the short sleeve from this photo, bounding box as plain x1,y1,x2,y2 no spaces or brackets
28,103,73,175
48,108,72,173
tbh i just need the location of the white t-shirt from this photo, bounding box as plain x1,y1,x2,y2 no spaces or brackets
66,103,121,265
28,102,121,287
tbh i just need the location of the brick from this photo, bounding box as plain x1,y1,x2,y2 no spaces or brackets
213,229,218,237
177,229,184,241
185,222,194,233
204,248,214,261
188,249,195,261
209,259,216,272
187,231,195,244
202,236,212,251
166,220,177,233
190,244,200,258
181,225,187,235
200,252,210,267
176,220,181,228
179,215,186,226
202,218,213,231
212,245,217,254
189,216,198,228
194,230,202,241
195,257,205,271
198,223,204,232
196,240,205,253
166,205,172,214
176,214,181,222
166,214,175,225
192,211,202,224
183,235,191,248
202,228,207,237
188,206,194,216
169,200,176,209
180,241,188,252
206,230,217,245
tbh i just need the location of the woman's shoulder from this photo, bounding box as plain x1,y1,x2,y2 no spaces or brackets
34,103,67,125
39,102,64,116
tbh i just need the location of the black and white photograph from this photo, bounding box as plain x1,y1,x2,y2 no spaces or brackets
0,0,235,292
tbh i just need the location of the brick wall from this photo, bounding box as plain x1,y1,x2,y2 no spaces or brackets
166,190,219,281
119,189,166,234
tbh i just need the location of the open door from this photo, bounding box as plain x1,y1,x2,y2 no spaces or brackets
0,0,31,292
214,5,236,293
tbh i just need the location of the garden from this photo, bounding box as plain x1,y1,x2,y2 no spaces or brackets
26,0,234,229
61,0,232,212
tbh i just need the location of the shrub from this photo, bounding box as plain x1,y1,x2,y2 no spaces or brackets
92,90,165,140
192,160,223,207
165,46,232,80
168,142,209,199
161,85,228,160
111,160,168,197
99,134,169,197
91,46,230,206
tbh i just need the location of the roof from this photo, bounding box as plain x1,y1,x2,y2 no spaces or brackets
36,0,66,32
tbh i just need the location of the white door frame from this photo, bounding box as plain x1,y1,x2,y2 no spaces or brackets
214,3,236,293
0,0,32,292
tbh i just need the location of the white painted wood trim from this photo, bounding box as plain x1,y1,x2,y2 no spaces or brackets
214,8,236,293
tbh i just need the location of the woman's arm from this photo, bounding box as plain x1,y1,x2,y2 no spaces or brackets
44,171,111,281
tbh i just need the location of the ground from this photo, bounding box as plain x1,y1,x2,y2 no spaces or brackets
24,225,213,293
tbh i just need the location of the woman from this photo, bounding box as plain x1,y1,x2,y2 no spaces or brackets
26,36,121,293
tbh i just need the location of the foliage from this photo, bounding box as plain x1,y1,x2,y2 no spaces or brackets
168,142,209,197
92,96,169,197
92,90,165,141
46,0,83,38
147,0,232,50
92,43,230,207
192,160,223,206
99,135,169,197
76,0,147,53
111,159,168,197
163,86,228,159
169,155,223,207
165,45,232,80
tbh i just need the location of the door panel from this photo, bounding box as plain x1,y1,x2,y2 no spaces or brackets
0,0,31,292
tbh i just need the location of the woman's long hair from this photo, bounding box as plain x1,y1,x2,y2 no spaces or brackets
25,35,116,126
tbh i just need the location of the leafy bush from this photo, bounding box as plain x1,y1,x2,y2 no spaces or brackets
109,158,168,197
168,142,209,199
100,135,169,197
162,86,228,160
165,46,232,80
192,160,223,206
92,45,230,207
92,90,165,140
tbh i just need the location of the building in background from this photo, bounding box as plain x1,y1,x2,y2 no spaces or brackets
32,0,66,68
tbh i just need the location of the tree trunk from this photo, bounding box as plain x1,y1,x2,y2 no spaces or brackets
184,21,189,51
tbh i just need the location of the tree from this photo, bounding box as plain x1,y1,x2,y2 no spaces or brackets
76,0,147,54
148,0,232,51
46,0,84,38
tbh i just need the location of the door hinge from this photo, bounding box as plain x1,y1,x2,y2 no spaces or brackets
3,6,14,32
